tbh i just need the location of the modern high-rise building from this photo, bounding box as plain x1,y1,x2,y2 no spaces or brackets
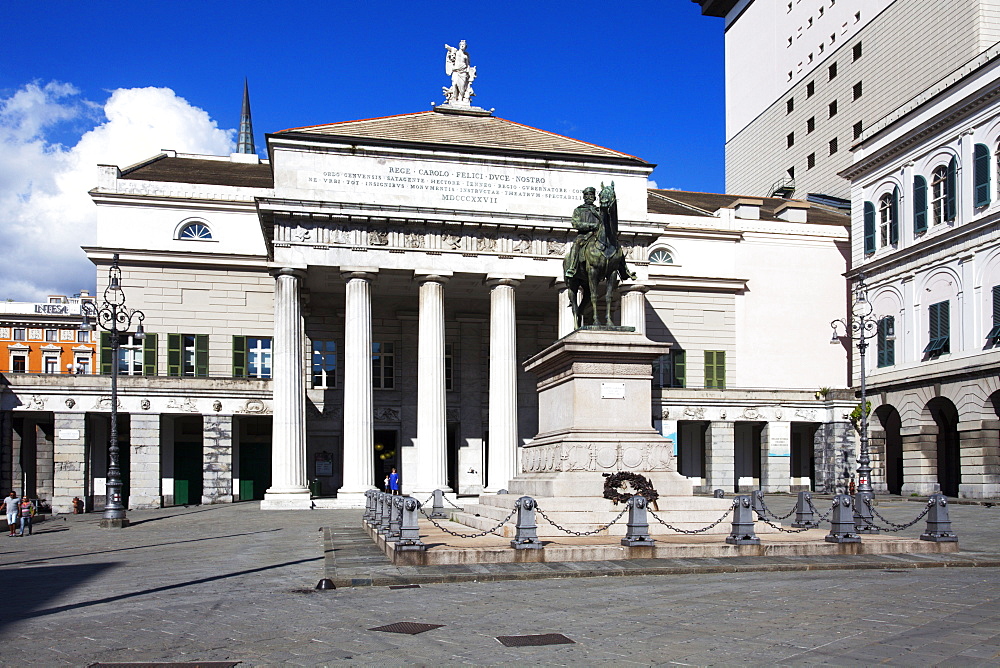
695,0,1000,201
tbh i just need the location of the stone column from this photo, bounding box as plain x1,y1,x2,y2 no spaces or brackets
619,283,649,335
52,412,86,514
35,422,54,503
0,411,11,495
958,420,1000,498
129,412,161,509
414,273,451,494
705,421,735,492
553,280,575,338
760,421,791,493
203,414,234,504
338,269,377,502
900,426,939,496
486,276,520,492
262,267,311,509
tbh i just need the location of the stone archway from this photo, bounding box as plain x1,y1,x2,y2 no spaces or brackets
928,397,960,497
873,405,903,495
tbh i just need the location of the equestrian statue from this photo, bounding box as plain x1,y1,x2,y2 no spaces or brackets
563,182,636,328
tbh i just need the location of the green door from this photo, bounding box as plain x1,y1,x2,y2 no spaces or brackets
173,441,203,505
239,442,271,501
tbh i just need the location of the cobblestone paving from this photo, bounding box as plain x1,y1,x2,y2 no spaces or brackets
1,499,999,666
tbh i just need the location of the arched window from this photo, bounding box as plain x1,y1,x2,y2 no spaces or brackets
178,221,212,240
649,248,674,264
931,165,948,226
878,193,892,247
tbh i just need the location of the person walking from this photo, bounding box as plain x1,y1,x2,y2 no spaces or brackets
16,497,35,536
4,492,18,537
388,468,400,495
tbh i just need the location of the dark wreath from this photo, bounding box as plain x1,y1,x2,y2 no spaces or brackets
602,471,660,505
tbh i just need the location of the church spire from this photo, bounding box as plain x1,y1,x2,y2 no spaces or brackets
237,79,256,154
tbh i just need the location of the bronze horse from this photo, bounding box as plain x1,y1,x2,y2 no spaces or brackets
564,182,635,328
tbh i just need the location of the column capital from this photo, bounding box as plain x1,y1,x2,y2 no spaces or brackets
341,267,378,282
618,282,650,294
486,273,523,289
269,266,306,280
414,271,452,285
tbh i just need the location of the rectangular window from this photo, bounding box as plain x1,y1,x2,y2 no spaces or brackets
653,350,686,388
787,132,795,148
806,81,815,97
13,328,25,341
312,340,337,388
787,166,795,180
77,329,90,343
829,100,838,117
45,329,57,342
786,98,794,114
75,356,91,374
923,300,950,357
853,81,863,100
853,42,862,60
117,335,144,376
877,316,895,367
807,153,815,169
43,356,59,374
11,354,26,373
445,342,454,391
829,137,838,155
807,116,815,133
168,333,208,377
372,342,395,390
829,62,838,80
853,121,863,140
987,285,1000,342
247,337,272,379
704,351,726,389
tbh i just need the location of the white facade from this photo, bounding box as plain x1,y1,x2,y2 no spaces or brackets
841,46,1000,498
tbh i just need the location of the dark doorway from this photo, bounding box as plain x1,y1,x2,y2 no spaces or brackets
790,422,819,491
734,422,763,492
929,398,960,497
875,405,903,495
374,430,398,490
447,424,459,493
172,416,203,506
238,416,271,501
677,421,707,479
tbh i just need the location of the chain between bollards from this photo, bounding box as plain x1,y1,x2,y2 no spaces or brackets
807,497,832,522
753,510,813,533
534,504,629,536
420,506,517,538
648,501,736,534
755,493,798,521
863,497,932,532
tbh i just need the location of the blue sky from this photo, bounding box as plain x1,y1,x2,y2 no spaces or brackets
0,0,724,299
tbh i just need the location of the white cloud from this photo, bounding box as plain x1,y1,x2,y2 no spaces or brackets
646,179,659,190
0,83,234,301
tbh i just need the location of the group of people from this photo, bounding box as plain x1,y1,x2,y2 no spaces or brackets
383,468,400,495
4,492,35,537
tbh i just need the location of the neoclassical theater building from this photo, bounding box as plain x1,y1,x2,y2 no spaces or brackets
0,88,862,512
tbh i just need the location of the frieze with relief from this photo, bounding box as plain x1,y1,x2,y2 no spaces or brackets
522,442,676,473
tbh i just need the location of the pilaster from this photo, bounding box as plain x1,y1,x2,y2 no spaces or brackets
760,421,791,493
129,412,161,509
203,414,234,504
705,421,735,492
958,425,1000,498
900,426,940,496
52,412,86,514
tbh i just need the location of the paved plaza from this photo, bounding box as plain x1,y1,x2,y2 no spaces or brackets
2,499,1000,666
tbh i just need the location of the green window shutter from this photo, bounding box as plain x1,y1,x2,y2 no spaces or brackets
940,300,950,353
167,334,181,377
195,334,209,377
974,143,991,207
890,186,900,245
945,156,957,221
877,318,886,367
704,351,725,389
100,331,112,375
863,201,876,254
232,335,247,377
142,333,157,376
913,175,928,235
877,316,894,367
673,350,686,388
987,285,1000,339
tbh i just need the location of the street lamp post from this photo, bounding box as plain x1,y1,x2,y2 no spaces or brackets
830,273,879,533
81,253,145,529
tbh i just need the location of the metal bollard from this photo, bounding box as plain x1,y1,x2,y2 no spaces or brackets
791,491,819,528
920,493,958,542
726,495,760,545
371,491,383,527
363,490,374,523
751,489,766,516
510,496,542,550
621,494,655,547
853,491,879,534
396,496,427,551
430,489,447,519
825,494,861,543
497,489,509,494
386,496,403,542
713,489,725,499
378,493,392,534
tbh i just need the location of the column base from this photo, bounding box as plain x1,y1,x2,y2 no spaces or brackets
260,491,313,510
128,496,162,510
313,492,369,509
99,518,130,529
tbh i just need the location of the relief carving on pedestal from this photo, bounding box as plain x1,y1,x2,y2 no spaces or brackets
522,442,676,473
167,397,198,412
742,407,761,420
794,408,817,421
24,395,46,411
237,399,270,414
683,406,707,419
93,396,122,411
